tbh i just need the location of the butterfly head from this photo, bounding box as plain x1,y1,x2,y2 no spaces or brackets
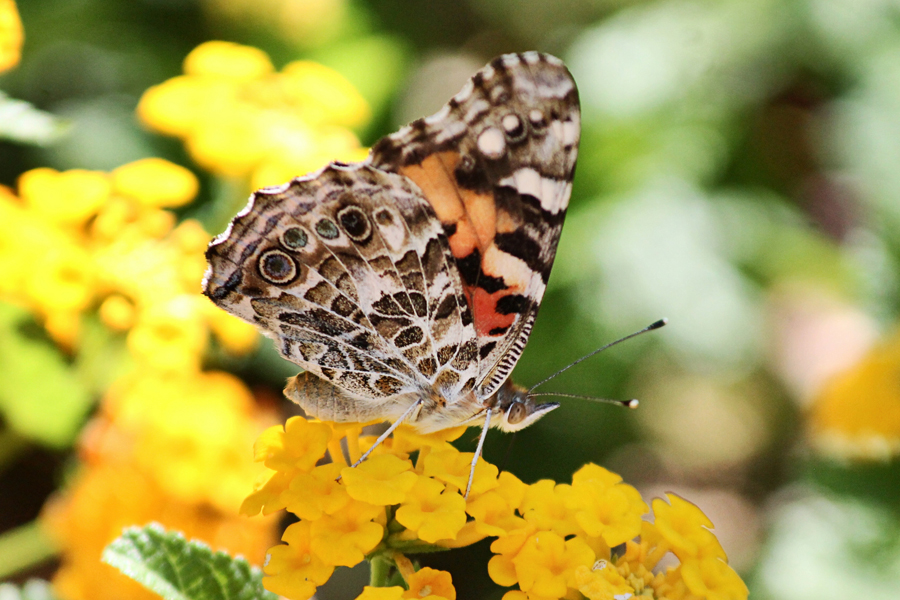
492,381,560,433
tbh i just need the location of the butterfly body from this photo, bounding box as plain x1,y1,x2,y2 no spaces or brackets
204,52,579,444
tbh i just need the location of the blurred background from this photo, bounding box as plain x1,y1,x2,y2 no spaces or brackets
2,0,900,598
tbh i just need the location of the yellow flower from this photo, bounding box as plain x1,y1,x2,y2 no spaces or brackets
810,331,900,459
422,448,499,496
341,454,418,505
263,521,335,600
26,243,95,314
652,494,726,562
394,477,467,543
520,480,580,537
277,60,370,127
356,587,405,600
102,370,270,512
245,418,748,600
680,556,748,600
284,463,350,520
183,40,274,79
257,416,332,473
42,368,279,600
404,567,456,600
137,76,223,137
512,531,595,599
392,424,467,456
0,0,23,73
205,300,259,355
186,103,269,176
126,295,207,373
98,294,136,330
465,473,528,536
566,463,648,546
138,41,369,184
309,500,384,567
111,158,199,208
242,420,335,517
19,167,111,226
488,527,537,587
572,561,633,600
241,470,296,516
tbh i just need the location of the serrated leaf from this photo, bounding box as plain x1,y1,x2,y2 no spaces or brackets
0,92,70,146
0,579,57,600
0,302,93,447
102,523,276,600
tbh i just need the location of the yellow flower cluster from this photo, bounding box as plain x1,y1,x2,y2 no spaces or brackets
810,330,900,459
137,40,370,189
0,157,280,600
42,370,279,600
0,158,256,358
245,417,748,600
0,0,22,73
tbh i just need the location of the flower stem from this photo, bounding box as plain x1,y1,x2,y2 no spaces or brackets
370,554,392,587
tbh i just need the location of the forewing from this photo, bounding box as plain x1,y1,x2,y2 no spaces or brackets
368,52,580,398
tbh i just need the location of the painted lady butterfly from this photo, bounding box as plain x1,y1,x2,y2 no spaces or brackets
203,52,579,489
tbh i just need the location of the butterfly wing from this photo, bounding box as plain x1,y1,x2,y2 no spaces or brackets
369,52,580,398
203,163,480,422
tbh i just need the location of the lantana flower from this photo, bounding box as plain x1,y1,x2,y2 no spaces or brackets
246,418,748,600
137,40,369,189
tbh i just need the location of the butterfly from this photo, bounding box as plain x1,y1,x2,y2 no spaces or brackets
203,52,580,493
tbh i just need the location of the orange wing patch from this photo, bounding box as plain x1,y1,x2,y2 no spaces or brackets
399,152,497,259
400,152,535,338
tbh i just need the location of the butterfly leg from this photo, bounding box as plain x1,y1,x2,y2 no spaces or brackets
465,407,492,499
348,399,423,470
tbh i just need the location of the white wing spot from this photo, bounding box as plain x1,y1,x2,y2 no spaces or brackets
465,99,490,123
455,79,475,103
435,120,467,144
499,168,570,212
502,114,521,133
563,120,579,146
477,127,506,159
425,104,451,125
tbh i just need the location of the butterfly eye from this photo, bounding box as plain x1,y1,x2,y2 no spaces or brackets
281,227,308,250
258,249,298,284
506,401,528,425
338,206,372,242
315,218,339,239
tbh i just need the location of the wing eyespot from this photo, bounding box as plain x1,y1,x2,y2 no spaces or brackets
337,205,373,243
501,113,526,143
280,226,308,250
315,218,340,239
258,249,299,284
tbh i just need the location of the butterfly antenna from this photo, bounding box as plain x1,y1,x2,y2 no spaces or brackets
527,318,667,394
529,392,639,409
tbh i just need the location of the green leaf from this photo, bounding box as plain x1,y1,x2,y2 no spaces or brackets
0,92,70,146
0,302,93,448
102,523,276,600
0,579,58,600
